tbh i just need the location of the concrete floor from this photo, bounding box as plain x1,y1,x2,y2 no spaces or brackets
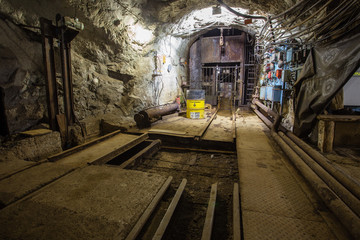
0,166,167,240
0,107,356,239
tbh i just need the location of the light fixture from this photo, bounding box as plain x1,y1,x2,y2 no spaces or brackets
128,23,154,45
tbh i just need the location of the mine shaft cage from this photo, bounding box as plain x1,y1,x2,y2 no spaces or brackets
201,65,240,106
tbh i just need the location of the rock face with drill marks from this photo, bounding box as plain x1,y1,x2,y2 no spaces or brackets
0,0,298,134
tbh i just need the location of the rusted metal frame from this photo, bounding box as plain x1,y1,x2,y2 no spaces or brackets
119,139,162,169
124,176,173,240
201,182,218,240
152,179,187,240
40,18,59,131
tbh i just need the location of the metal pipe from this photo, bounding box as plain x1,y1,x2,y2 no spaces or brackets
134,103,179,129
252,108,360,238
254,99,277,118
271,131,360,239
285,131,360,200
254,101,360,200
278,131,360,218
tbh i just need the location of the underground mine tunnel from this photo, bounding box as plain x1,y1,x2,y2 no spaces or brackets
0,0,360,239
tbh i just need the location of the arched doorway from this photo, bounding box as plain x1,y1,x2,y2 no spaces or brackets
188,27,255,107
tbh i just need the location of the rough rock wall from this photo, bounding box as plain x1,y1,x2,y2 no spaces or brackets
0,0,187,134
0,18,46,134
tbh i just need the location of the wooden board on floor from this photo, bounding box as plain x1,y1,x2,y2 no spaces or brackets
20,129,52,136
53,133,148,167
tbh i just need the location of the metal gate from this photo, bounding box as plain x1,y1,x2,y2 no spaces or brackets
201,66,239,106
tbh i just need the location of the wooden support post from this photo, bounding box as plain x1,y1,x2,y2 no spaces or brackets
40,18,59,131
318,120,335,153
201,183,218,240
233,183,241,240
152,179,187,240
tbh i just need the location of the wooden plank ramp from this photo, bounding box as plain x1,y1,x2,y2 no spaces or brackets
152,178,187,240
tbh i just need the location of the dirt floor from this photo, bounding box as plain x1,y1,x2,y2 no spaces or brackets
126,149,239,240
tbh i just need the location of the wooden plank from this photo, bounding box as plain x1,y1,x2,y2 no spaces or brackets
19,129,52,137
152,178,187,240
195,108,219,140
233,183,241,240
317,115,360,122
124,176,173,240
48,130,121,161
148,129,187,136
161,146,236,155
318,120,335,153
119,140,161,169
201,182,218,240
91,133,149,165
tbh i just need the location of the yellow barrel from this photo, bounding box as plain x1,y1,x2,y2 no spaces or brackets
186,100,205,119
186,90,205,119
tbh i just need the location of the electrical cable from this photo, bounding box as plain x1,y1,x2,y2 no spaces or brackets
272,0,313,19
217,0,267,20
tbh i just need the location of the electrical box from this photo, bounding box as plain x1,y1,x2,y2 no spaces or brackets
266,86,282,102
260,86,267,100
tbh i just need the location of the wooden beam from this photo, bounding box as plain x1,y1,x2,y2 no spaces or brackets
317,115,360,122
91,133,149,165
48,130,123,161
201,183,218,240
161,146,236,155
233,183,241,240
152,179,187,240
318,120,335,153
124,176,173,240
195,108,219,140
119,140,161,169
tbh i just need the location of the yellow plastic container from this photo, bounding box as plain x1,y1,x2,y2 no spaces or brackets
186,99,205,119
